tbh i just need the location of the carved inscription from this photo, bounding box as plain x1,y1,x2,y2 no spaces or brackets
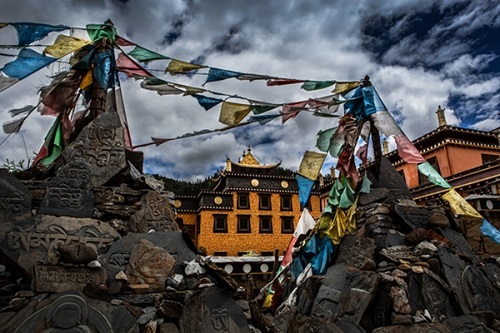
35,265,106,292
211,306,230,333
0,169,31,222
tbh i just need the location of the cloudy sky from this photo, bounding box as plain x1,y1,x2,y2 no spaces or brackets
0,0,499,181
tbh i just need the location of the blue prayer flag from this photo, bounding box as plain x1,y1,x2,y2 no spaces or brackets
1,48,56,80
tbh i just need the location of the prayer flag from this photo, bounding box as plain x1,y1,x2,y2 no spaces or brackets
301,80,336,91
3,116,26,134
7,105,34,117
193,94,223,111
332,81,360,94
115,35,135,46
282,101,307,124
296,174,315,207
237,74,274,81
308,95,343,114
298,150,327,181
116,52,152,77
33,116,63,166
219,101,251,125
249,113,280,125
417,162,451,188
442,188,483,219
86,23,116,41
370,110,404,137
11,22,68,45
282,208,316,267
205,68,243,84
316,127,336,152
0,74,19,93
140,78,183,95
93,50,114,90
395,135,426,164
362,85,387,116
166,59,205,75
267,78,305,86
1,48,57,80
480,219,500,244
251,104,277,114
44,34,91,58
128,46,169,62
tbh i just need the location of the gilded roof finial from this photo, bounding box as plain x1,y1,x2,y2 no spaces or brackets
436,105,447,127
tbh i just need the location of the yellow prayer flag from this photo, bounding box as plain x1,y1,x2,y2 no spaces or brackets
332,81,360,94
298,150,327,181
319,198,358,245
219,101,251,125
441,188,483,219
44,34,91,58
165,59,205,75
79,70,93,90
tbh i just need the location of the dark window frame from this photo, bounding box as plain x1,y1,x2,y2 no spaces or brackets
237,215,251,233
281,216,294,234
237,192,250,209
213,214,228,233
280,195,292,211
482,153,499,164
259,215,273,233
214,251,227,256
259,194,272,210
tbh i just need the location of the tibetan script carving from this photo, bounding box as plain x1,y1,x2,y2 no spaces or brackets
35,265,106,292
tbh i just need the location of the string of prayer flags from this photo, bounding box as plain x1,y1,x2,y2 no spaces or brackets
1,48,57,80
395,135,426,164
44,35,91,58
86,23,116,41
441,188,483,219
301,80,336,91
193,94,223,111
11,23,69,45
128,45,169,62
298,150,327,181
116,52,153,77
316,127,337,152
219,101,251,125
417,162,451,188
166,59,205,75
480,219,500,244
296,174,315,207
205,68,243,84
140,77,184,95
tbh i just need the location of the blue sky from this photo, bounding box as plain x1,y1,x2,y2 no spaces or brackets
0,0,498,181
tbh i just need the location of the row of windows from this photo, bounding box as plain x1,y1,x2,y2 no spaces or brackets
213,215,294,234
238,193,294,211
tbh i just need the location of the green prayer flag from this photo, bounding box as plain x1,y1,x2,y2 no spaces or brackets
251,104,277,115
41,117,63,166
86,23,116,41
128,46,169,62
417,162,451,188
316,127,337,152
359,175,372,194
301,80,336,91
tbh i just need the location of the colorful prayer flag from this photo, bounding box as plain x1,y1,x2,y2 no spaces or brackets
332,81,360,94
140,78,184,95
417,162,451,188
219,101,251,125
316,127,336,152
44,34,91,58
116,52,152,77
166,59,205,75
301,80,336,91
442,188,483,219
296,174,315,207
205,68,243,84
480,219,500,244
86,23,116,41
128,46,169,62
11,22,68,45
298,150,327,181
1,48,57,80
395,135,426,164
193,94,223,111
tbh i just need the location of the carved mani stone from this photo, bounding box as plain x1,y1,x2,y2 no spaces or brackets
34,265,106,293
126,239,176,291
129,191,179,233
0,168,31,223
63,112,127,186
39,162,94,218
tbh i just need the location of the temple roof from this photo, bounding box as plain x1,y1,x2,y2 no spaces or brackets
226,147,281,173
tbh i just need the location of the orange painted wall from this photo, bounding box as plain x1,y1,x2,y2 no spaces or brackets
195,192,321,256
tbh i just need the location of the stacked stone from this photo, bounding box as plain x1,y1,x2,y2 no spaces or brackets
266,159,500,333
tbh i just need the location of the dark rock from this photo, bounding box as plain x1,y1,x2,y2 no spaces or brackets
311,263,349,318
34,265,107,293
405,228,428,245
394,204,434,231
428,212,450,228
439,228,479,265
443,315,491,333
0,291,138,333
0,169,31,224
336,237,377,271
63,112,127,186
58,242,97,264
129,191,179,233
296,275,323,315
125,239,176,291
178,286,252,333
159,322,180,333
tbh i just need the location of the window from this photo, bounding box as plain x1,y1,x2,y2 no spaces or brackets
281,216,294,234
259,216,273,233
261,251,274,256
196,215,200,235
214,251,227,256
213,215,228,233
237,193,249,209
419,156,440,185
237,215,251,233
281,195,292,211
259,194,272,210
398,169,406,182
482,154,499,164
